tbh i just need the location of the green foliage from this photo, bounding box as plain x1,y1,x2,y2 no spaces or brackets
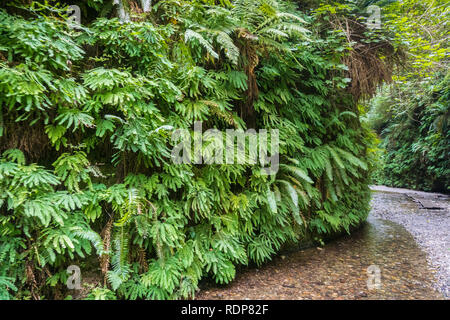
0,0,375,300
365,0,449,192
382,0,449,79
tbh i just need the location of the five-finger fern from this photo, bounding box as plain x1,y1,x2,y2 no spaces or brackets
0,0,384,300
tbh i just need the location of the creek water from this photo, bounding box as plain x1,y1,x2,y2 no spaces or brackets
197,188,449,300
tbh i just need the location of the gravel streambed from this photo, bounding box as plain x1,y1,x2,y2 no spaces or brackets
197,186,449,300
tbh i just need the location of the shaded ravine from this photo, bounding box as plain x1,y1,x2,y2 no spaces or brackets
197,187,449,300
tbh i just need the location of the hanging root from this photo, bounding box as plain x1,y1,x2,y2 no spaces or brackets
0,121,50,161
329,16,406,101
25,261,40,300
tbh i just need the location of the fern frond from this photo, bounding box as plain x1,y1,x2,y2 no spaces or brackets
185,29,219,59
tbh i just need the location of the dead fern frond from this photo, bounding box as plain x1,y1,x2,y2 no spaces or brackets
100,217,114,286
329,16,405,101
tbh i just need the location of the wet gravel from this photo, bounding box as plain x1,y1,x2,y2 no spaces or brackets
197,186,449,300
369,185,450,298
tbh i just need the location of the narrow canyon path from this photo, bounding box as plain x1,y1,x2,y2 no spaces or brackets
197,186,449,300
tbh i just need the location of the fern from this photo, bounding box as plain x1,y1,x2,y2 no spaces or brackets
185,29,219,60
0,0,376,300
